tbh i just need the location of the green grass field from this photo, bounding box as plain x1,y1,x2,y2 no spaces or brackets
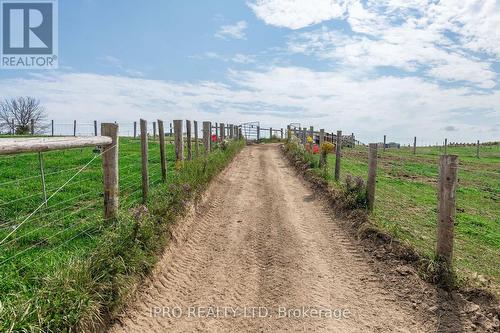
0,136,235,331
315,143,499,291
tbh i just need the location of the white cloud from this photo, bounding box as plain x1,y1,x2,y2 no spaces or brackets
280,1,500,88
248,0,347,29
0,69,498,143
192,52,255,64
99,55,145,77
215,21,248,40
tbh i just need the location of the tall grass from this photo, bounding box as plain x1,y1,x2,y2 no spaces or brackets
0,138,245,332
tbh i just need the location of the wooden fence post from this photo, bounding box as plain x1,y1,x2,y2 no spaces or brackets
335,130,342,181
203,121,211,154
220,123,225,140
444,138,448,155
169,122,173,136
270,127,273,139
281,128,283,140
319,129,324,145
257,126,260,140
186,120,192,160
94,120,98,136
194,121,199,157
101,123,119,220
367,143,378,213
173,120,184,162
383,135,386,152
30,119,35,135
476,140,480,158
133,121,137,139
158,120,167,182
51,120,54,136
73,120,77,136
413,136,417,154
287,125,291,140
351,133,355,148
436,154,459,273
140,119,149,203
215,122,218,139
153,121,157,141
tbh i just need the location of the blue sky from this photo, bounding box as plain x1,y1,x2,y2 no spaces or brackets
1,0,499,143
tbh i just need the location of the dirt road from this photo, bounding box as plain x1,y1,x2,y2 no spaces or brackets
109,144,434,332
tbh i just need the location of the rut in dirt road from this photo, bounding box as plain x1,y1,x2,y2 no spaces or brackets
109,144,434,333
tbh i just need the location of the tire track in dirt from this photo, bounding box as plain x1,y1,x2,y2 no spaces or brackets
109,144,434,333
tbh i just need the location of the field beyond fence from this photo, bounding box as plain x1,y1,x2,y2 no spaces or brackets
0,120,246,331
308,142,499,292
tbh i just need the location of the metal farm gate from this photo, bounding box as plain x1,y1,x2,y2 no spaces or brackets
241,121,260,141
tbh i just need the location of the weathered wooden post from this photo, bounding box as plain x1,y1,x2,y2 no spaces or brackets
436,154,459,279
287,125,291,140
319,129,325,145
203,121,211,154
133,121,137,139
186,120,192,160
270,127,273,139
169,122,173,136
30,119,35,135
51,120,54,136
101,123,119,220
444,138,448,155
383,135,386,152
220,123,225,141
351,133,355,148
215,122,219,140
367,143,378,213
153,121,157,141
257,126,260,140
94,120,98,136
281,128,283,140
73,120,77,136
476,140,480,158
194,121,199,157
229,124,233,139
158,120,167,183
140,119,149,203
173,120,184,162
413,136,417,154
335,130,342,181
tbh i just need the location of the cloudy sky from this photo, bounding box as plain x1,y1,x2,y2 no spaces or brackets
1,0,499,143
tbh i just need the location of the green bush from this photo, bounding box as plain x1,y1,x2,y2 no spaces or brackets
343,175,368,210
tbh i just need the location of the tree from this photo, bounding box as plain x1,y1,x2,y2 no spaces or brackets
0,97,47,135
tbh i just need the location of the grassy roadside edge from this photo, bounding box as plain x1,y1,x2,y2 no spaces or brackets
0,139,245,332
281,141,499,310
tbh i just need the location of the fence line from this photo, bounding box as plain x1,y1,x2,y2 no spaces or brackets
287,127,491,285
0,118,252,273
